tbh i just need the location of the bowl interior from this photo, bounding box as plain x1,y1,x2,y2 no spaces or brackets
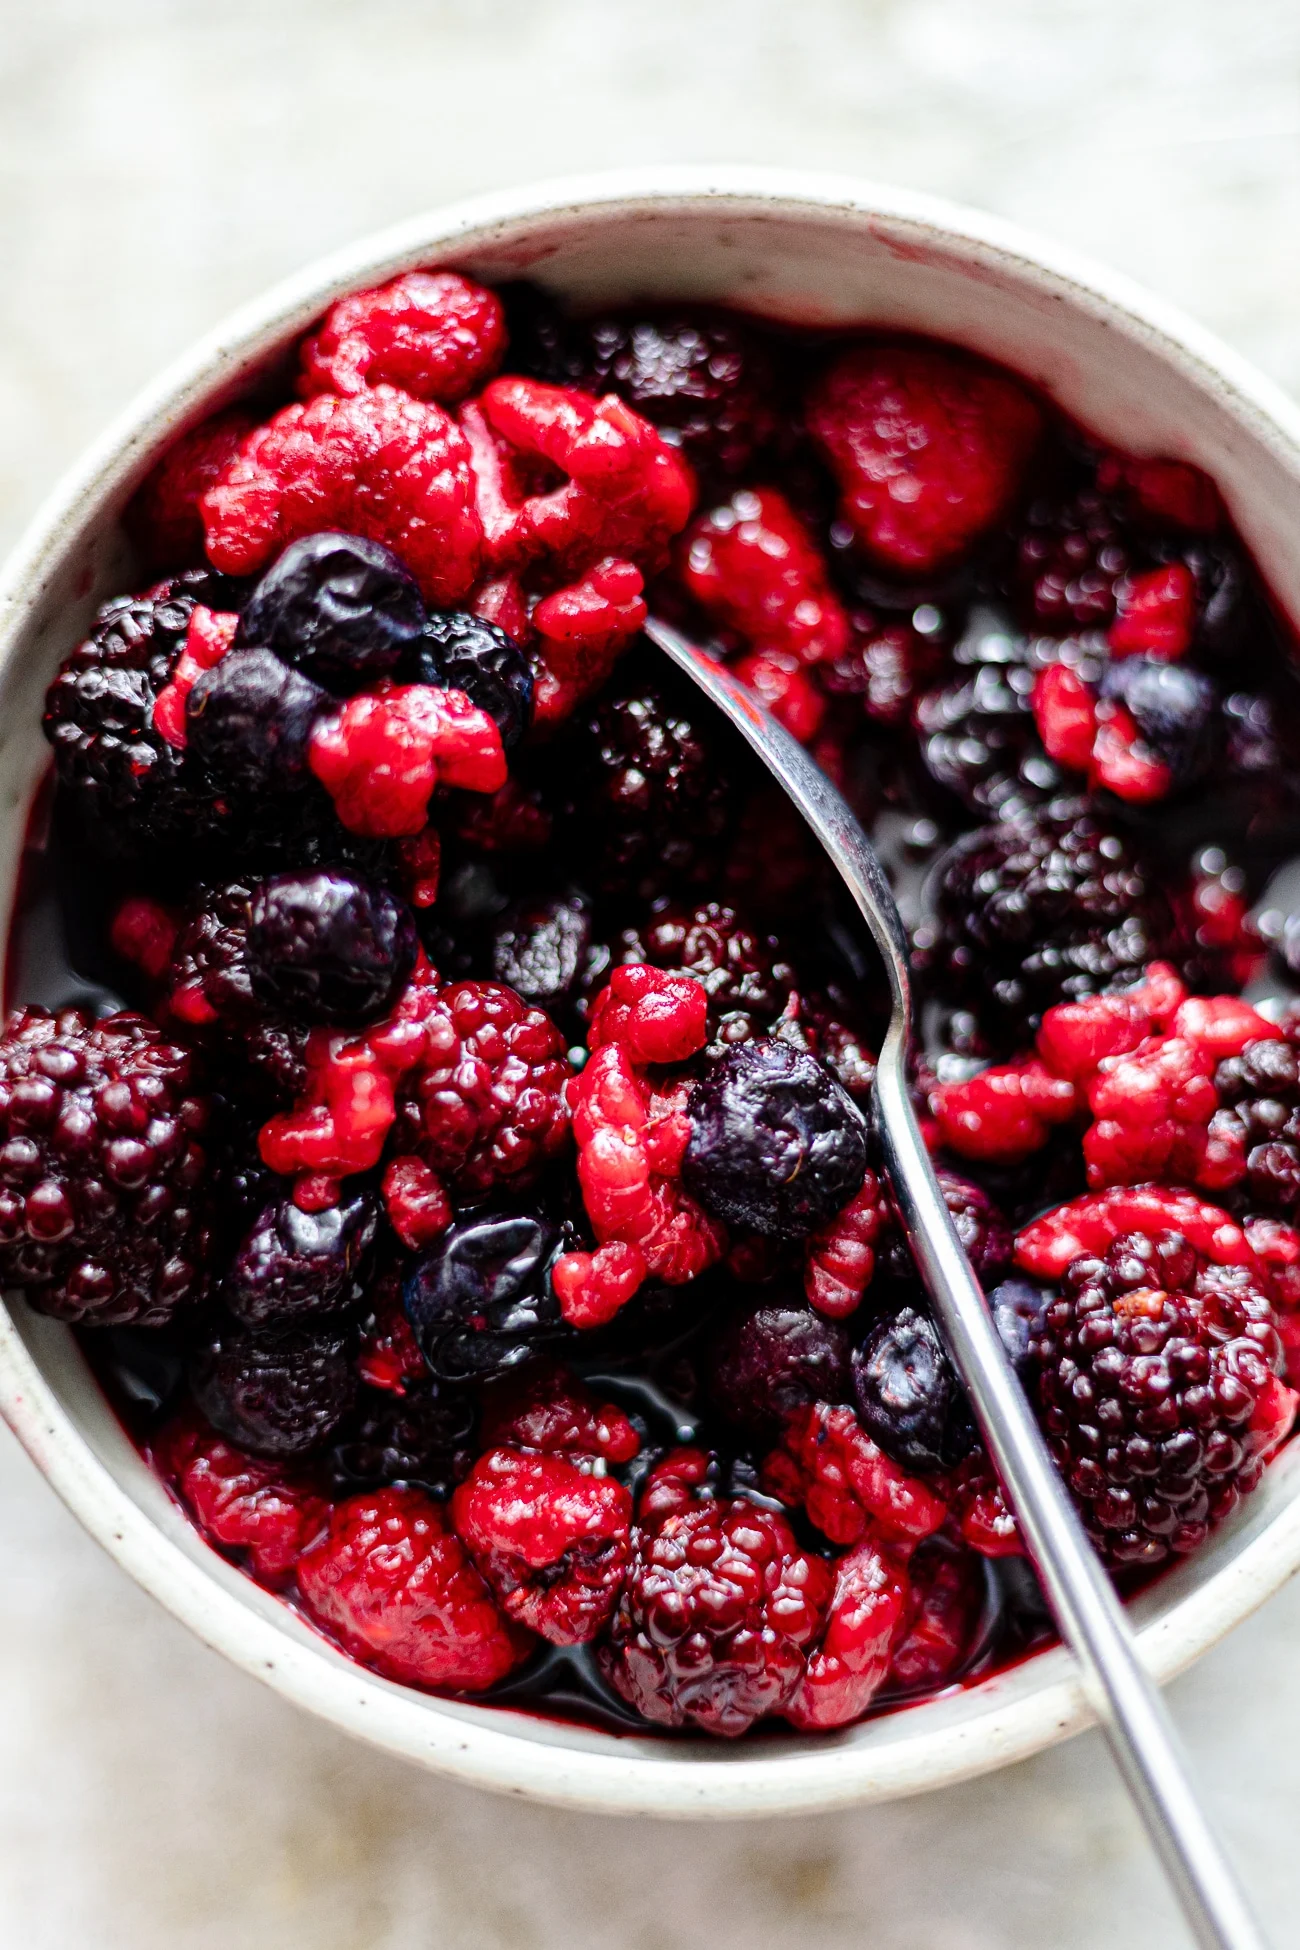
5,175,1300,1814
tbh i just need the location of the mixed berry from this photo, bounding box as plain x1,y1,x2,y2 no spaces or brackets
13,265,1300,1740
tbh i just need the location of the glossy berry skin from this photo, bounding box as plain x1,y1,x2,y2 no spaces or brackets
490,893,602,1022
297,1486,530,1692
409,610,534,753
1097,657,1218,783
245,872,418,1026
880,1172,1013,1287
851,1304,975,1473
0,1007,210,1327
189,1317,356,1460
618,902,797,1053
1012,480,1133,633
600,1497,834,1737
885,1539,986,1695
162,881,309,1100
186,646,330,797
237,531,427,693
706,1300,852,1439
683,1039,868,1240
402,1210,572,1382
298,270,505,404
785,1533,912,1730
1213,1030,1300,1215
223,1188,378,1329
126,408,257,574
156,1410,329,1586
326,1382,477,1502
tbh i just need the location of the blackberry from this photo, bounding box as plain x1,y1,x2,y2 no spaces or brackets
879,1172,1013,1287
190,1317,356,1460
706,1299,852,1440
851,1304,975,1473
1011,480,1133,634
683,1039,868,1240
496,280,578,384
1098,657,1218,785
913,609,1065,816
617,902,797,1052
42,571,232,854
223,1188,379,1328
1030,1227,1287,1567
402,1209,574,1382
186,646,330,797
408,610,533,753
163,882,309,1099
490,891,607,1023
926,806,1171,1049
237,531,426,693
326,1382,477,1499
245,872,418,1026
0,1007,210,1327
1213,1026,1300,1215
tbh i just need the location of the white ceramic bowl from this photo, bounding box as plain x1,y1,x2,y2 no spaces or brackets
4,167,1300,1818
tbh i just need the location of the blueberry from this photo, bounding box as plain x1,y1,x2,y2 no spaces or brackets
851,1305,974,1472
402,1210,571,1381
706,1299,851,1439
1099,657,1218,781
326,1382,477,1499
409,610,534,753
189,1318,355,1459
223,1189,379,1328
682,1039,868,1239
187,647,330,795
986,1276,1052,1380
245,871,418,1025
238,532,426,693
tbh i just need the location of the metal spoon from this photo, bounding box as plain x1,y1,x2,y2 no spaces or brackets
644,614,1269,1950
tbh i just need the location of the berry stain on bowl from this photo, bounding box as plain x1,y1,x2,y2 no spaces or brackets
10,255,1300,1746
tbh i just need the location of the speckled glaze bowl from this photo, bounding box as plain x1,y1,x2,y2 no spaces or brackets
4,168,1300,1816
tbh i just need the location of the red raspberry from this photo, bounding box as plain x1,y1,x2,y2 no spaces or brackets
806,344,1041,574
1032,663,1097,773
587,962,709,1066
297,1486,530,1690
530,556,647,725
1109,564,1195,659
1096,453,1223,534
110,895,179,982
803,1173,890,1319
201,387,482,605
381,1154,452,1249
1016,1186,1259,1282
156,1410,330,1585
479,1359,640,1463
308,684,507,837
1089,699,1173,803
1244,1215,1300,1386
677,488,850,667
126,408,257,573
298,270,505,403
451,1446,632,1644
945,1451,1023,1558
820,609,948,728
1034,968,1184,1083
932,1059,1078,1165
356,1277,428,1394
886,1540,986,1693
762,1402,949,1547
599,1497,833,1736
151,604,238,748
784,1532,911,1730
732,648,826,743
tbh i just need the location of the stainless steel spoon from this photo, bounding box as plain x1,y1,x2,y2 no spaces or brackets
644,614,1270,1950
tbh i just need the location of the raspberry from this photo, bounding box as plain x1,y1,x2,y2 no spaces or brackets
705,1300,852,1440
677,489,850,667
126,408,257,574
587,962,709,1066
160,880,309,1099
327,1381,476,1501
784,1533,911,1730
932,1059,1079,1165
451,1447,632,1644
151,604,240,748
244,872,418,1026
617,901,798,1054
355,1277,429,1394
1109,563,1196,659
1097,453,1223,534
237,532,427,694
945,1451,1024,1558
191,1316,356,1459
0,1007,210,1326
807,344,1041,574
297,1486,530,1691
1097,657,1217,787
912,615,1063,818
409,608,534,752
308,685,507,837
802,1173,890,1318
599,1496,833,1736
733,647,827,742
529,556,648,725
201,388,482,605
1015,1185,1259,1282
1028,1225,1296,1565
819,608,948,728
886,1540,986,1694
223,1187,378,1328
1012,478,1134,633
155,1410,329,1585
402,1208,573,1382
381,1155,452,1250
762,1402,949,1547
479,1359,640,1463
298,270,505,403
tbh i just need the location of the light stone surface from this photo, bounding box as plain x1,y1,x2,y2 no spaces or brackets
2,2,1300,1944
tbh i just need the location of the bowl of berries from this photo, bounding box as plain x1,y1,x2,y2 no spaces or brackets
5,167,1300,1815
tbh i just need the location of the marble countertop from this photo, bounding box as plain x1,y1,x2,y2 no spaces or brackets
3,2,1300,1943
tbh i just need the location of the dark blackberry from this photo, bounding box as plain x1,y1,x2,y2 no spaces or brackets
925,806,1171,1049
490,891,607,1023
496,280,579,384
879,1172,1013,1286
326,1381,477,1499
401,1208,575,1382
42,571,229,854
237,531,426,693
0,1006,210,1327
1213,1025,1300,1215
223,1188,379,1329
706,1298,851,1440
683,1039,868,1240
1152,536,1258,663
617,902,797,1053
245,872,418,1026
1011,481,1133,634
163,882,308,1099
912,609,1065,816
190,1317,356,1460
408,610,533,753
1029,1227,1287,1567
851,1304,975,1473
1098,657,1218,784
186,646,330,797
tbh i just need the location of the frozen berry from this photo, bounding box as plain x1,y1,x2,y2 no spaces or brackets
237,531,426,693
677,488,849,666
0,1006,210,1327
186,646,331,796
879,1172,1013,1286
784,1532,912,1730
308,684,506,838
617,902,797,1053
190,1317,356,1460
913,616,1063,817
490,892,604,1022
1012,478,1134,633
402,1209,573,1381
1097,656,1218,783
683,1039,868,1240
298,270,505,403
1213,1027,1300,1216
851,1304,974,1473
885,1539,985,1695
706,1299,852,1439
223,1188,378,1328
156,1409,329,1585
160,880,309,1099
245,872,418,1026
408,609,533,752
761,1401,950,1546
126,408,257,574
326,1381,476,1500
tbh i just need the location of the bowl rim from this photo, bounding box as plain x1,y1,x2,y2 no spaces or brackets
5,164,1300,1818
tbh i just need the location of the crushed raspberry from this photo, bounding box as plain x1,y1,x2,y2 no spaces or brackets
635,1445,712,1530
886,1541,986,1692
806,343,1041,574
678,488,850,667
763,1402,949,1547
1034,968,1186,1083
551,1239,648,1329
356,1279,428,1394
308,684,506,836
587,962,709,1066
298,270,505,403
732,648,826,743
395,826,442,909
933,1060,1078,1165
155,1410,329,1585
479,1359,640,1463
381,1155,451,1249
451,1446,632,1644
530,557,648,725
1109,564,1195,659
297,1485,530,1691
202,387,482,604
109,895,178,981
152,605,238,748
1031,665,1173,803
803,1172,889,1318
1089,700,1172,803
1096,452,1223,533
1181,868,1263,992
1016,1186,1258,1280
126,408,257,573
1031,663,1097,773
784,1532,910,1730
450,776,552,854
945,1452,1023,1557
